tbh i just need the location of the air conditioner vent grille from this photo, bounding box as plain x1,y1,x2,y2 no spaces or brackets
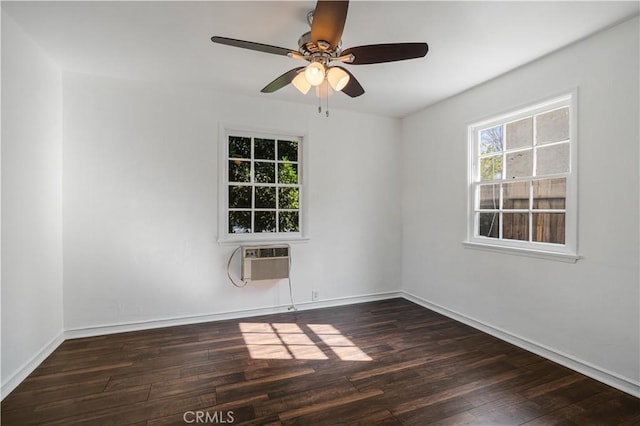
241,245,290,281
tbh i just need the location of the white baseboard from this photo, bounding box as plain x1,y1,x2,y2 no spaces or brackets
402,291,640,398
1,331,66,400
295,290,404,311
64,291,403,339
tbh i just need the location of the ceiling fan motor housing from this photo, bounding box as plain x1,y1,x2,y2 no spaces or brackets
298,31,339,58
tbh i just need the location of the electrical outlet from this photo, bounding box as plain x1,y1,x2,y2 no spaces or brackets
311,290,319,301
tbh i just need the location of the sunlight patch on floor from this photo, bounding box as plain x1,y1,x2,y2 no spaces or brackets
239,322,372,361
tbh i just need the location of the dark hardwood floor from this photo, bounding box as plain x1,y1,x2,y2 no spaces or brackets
2,298,638,425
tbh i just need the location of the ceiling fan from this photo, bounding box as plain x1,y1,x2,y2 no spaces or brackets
211,0,428,100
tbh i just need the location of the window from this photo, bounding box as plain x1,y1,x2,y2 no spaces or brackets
466,93,578,261
219,129,305,243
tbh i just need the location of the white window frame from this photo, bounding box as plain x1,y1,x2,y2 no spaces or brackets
218,125,309,245
464,91,580,262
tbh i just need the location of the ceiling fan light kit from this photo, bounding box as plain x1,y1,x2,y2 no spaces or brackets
304,61,326,86
211,0,429,114
292,72,311,94
326,67,350,91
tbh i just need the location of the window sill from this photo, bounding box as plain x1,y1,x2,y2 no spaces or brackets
462,241,580,263
218,236,310,246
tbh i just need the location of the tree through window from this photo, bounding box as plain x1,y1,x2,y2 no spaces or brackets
225,132,302,237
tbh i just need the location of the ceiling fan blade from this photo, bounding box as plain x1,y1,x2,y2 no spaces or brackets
333,66,364,98
310,0,349,50
261,67,305,93
342,43,429,65
211,36,296,56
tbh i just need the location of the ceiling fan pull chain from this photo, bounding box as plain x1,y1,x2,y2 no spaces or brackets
326,85,330,117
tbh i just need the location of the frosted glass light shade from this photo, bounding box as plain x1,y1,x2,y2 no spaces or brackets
327,67,350,91
305,62,326,86
292,72,311,94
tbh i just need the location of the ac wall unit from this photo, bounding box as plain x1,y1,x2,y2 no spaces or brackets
241,245,290,281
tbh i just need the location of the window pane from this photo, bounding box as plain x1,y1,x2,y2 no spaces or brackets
480,155,503,181
229,211,251,233
279,211,299,232
536,107,569,144
229,136,251,159
255,138,275,160
479,125,503,154
278,140,298,161
503,181,529,209
278,162,299,184
226,132,302,237
479,184,499,209
279,187,299,209
506,117,532,150
478,212,499,238
229,186,251,208
255,162,275,183
505,149,533,179
503,213,529,241
536,143,569,175
533,178,566,209
255,211,276,233
533,213,565,244
229,160,251,183
255,186,276,208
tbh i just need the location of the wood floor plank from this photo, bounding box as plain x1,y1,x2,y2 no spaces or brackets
216,368,315,393
463,392,545,425
519,403,587,426
278,388,384,421
48,392,217,425
284,405,400,425
103,366,183,392
148,371,244,400
214,368,317,405
0,376,110,411
394,395,476,426
347,357,432,381
521,373,588,398
2,298,638,425
253,376,358,418
392,369,523,415
428,410,479,426
0,384,151,425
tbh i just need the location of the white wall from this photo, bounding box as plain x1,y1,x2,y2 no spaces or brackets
1,12,64,393
401,16,639,391
62,73,402,330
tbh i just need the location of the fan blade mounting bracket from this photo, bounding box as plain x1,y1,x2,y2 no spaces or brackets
287,52,310,61
330,53,355,63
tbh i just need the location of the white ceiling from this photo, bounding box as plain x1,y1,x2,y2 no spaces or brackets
2,1,638,118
